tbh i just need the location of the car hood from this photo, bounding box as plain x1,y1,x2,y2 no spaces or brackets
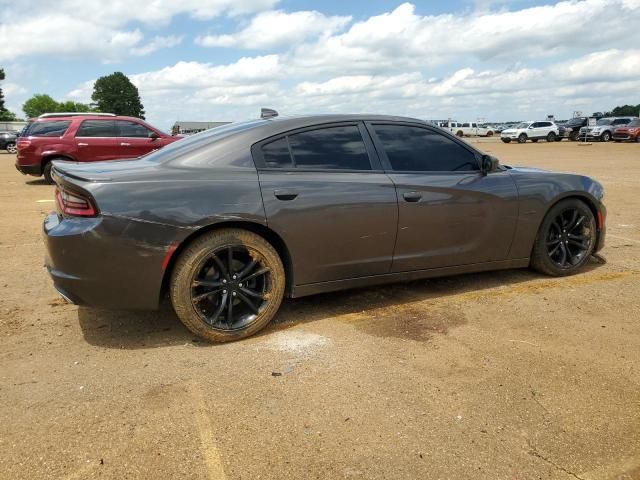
501,129,519,134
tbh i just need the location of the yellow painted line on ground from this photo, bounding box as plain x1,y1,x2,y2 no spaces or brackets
189,384,227,480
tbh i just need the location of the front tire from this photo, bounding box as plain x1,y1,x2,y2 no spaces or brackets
170,229,285,343
530,199,597,276
456,130,464,137
5,142,16,154
518,133,527,144
600,131,611,142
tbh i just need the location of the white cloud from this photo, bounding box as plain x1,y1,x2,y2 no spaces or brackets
131,35,184,56
196,10,351,49
0,0,277,61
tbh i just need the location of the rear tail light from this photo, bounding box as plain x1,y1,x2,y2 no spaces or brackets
55,186,97,217
17,139,31,150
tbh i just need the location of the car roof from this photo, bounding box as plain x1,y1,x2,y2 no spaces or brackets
33,114,147,122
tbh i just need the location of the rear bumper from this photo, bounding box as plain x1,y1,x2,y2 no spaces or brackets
15,162,42,176
43,212,182,310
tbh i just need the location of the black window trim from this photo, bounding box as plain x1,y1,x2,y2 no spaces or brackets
251,121,383,173
364,121,483,174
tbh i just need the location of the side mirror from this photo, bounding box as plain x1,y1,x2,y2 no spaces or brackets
528,125,534,129
148,131,160,140
481,154,499,175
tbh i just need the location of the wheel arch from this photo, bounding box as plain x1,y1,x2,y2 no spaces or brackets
160,220,295,301
42,154,75,173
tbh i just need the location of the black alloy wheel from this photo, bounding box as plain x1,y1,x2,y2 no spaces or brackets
170,229,285,342
531,199,597,276
190,245,271,330
518,133,527,143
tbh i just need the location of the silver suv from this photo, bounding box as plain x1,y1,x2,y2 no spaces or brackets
500,121,559,144
578,117,636,142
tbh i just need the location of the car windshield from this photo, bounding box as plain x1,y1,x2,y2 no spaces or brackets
627,119,640,127
596,119,612,126
515,122,530,129
567,118,585,125
143,119,267,163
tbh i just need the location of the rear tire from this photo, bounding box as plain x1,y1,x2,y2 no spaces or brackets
487,131,494,137
170,229,285,343
43,162,54,184
501,138,511,143
569,132,579,141
456,130,464,137
546,132,556,142
518,134,527,144
5,142,16,154
530,199,597,277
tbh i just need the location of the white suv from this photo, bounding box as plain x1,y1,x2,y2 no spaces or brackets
501,121,560,144
441,121,494,137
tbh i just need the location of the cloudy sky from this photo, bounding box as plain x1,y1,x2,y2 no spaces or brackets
1,0,639,129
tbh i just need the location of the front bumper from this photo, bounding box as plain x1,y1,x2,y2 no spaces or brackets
43,212,181,310
612,134,636,141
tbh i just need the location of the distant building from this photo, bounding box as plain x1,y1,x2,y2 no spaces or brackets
0,121,28,133
171,121,231,136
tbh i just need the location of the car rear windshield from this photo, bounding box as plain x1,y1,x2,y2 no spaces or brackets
142,119,267,163
24,120,71,137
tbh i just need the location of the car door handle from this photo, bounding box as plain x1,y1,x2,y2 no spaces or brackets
274,189,299,201
120,142,131,146
78,143,88,147
402,192,422,202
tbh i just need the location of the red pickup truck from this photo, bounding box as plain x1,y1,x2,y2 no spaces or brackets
15,113,180,183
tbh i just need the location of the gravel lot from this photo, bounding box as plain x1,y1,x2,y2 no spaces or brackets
1,140,639,479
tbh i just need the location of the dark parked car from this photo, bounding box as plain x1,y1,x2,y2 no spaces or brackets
0,130,17,153
44,113,606,342
15,113,179,183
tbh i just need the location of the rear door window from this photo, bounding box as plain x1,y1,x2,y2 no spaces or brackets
261,125,372,171
27,121,71,137
262,137,293,168
76,120,117,137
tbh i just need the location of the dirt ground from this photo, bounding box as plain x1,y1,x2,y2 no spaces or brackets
1,139,639,480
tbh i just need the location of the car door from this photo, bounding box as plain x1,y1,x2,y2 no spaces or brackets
253,122,398,285
366,122,519,272
74,120,121,161
116,120,161,158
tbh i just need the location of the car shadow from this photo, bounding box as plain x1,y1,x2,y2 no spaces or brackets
77,259,605,349
25,179,50,186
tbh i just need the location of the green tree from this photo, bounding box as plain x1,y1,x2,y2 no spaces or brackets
22,94,60,118
91,72,145,118
0,68,17,121
610,104,640,116
57,100,92,112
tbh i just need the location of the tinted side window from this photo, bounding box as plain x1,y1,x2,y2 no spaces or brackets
462,123,470,127
262,137,292,168
27,121,70,137
76,120,117,137
288,125,371,170
613,119,629,125
373,125,479,172
116,120,152,138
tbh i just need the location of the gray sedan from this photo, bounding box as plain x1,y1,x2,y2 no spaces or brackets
44,113,606,342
